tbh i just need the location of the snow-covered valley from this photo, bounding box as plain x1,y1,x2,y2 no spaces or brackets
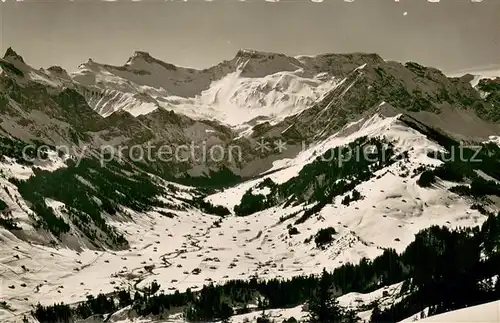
0,111,494,323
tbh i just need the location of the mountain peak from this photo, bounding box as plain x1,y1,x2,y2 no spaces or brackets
47,65,67,74
126,50,178,71
77,58,99,70
234,49,287,60
133,51,153,59
313,52,385,65
47,65,70,79
3,47,25,63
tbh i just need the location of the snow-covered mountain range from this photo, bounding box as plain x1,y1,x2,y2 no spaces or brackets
1,47,500,323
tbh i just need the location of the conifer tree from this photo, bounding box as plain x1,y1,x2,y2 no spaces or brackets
308,268,343,323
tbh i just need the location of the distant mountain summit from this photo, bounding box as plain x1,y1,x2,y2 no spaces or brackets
1,47,499,170
3,47,25,63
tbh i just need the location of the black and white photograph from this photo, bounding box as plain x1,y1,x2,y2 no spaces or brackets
0,0,500,322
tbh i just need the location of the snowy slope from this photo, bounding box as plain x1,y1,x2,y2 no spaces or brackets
400,300,500,322
193,70,339,126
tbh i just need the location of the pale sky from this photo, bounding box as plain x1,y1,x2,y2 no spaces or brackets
0,0,498,74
